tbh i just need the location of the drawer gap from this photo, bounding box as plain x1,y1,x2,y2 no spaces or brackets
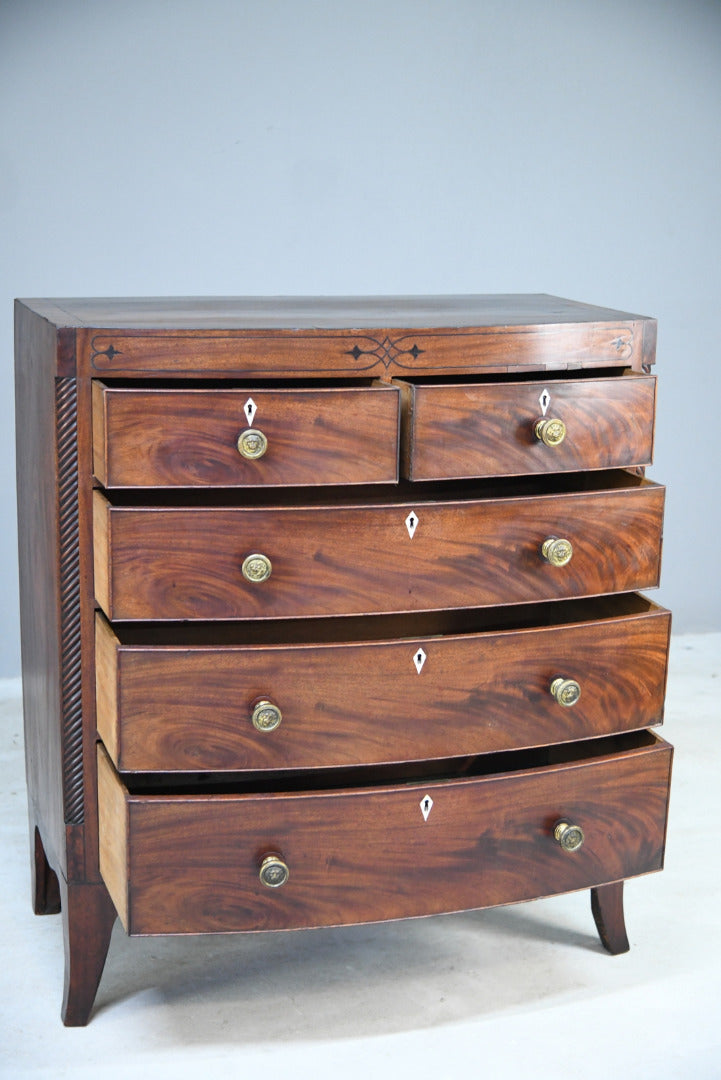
105,593,666,647
95,368,633,390
116,730,664,797
95,376,386,389
99,468,651,507
396,366,634,386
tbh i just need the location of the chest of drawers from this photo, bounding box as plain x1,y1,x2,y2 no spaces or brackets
15,295,672,1025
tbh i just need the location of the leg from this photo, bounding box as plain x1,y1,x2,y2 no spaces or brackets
58,876,117,1026
30,825,61,915
591,881,630,955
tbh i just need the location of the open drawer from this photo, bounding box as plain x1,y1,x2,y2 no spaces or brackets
98,731,672,936
92,474,665,621
92,381,401,487
398,372,656,480
96,595,671,772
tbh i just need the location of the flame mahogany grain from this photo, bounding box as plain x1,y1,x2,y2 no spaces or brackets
400,373,656,480
93,382,401,488
15,295,669,1024
95,603,671,773
93,481,665,622
97,736,672,936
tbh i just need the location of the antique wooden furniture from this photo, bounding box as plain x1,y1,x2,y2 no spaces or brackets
15,295,672,1025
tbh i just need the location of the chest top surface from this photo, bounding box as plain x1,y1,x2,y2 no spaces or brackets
15,293,651,329
16,294,656,379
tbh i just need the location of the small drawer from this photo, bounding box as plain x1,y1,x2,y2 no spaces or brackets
92,475,665,621
96,596,671,773
399,373,656,480
97,732,672,935
92,382,400,487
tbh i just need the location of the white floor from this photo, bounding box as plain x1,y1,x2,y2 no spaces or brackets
1,633,719,1079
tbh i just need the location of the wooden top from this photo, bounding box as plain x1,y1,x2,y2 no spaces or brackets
16,295,656,377
16,294,651,330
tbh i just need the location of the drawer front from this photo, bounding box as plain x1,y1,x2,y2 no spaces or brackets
400,374,656,480
92,382,400,487
93,481,665,621
98,735,672,935
96,601,671,772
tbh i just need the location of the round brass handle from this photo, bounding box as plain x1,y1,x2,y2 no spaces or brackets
242,553,272,583
554,821,585,852
550,677,581,707
541,536,573,567
252,699,282,732
237,428,268,460
534,417,567,447
259,853,290,888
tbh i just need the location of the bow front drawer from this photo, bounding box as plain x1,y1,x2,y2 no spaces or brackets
97,732,672,936
96,597,670,773
92,476,665,621
399,373,656,480
92,382,400,487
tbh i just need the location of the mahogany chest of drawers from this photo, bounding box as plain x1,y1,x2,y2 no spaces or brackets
14,295,672,1025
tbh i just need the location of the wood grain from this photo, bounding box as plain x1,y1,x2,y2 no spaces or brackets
591,880,630,954
93,480,665,621
20,293,657,330
92,383,400,487
15,294,669,1023
96,602,671,772
92,490,112,620
78,322,650,378
15,302,69,877
94,616,119,765
96,734,672,935
97,745,128,930
401,373,656,480
50,295,655,380
58,875,116,1026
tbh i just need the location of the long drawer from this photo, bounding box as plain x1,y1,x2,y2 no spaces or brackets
399,373,656,480
92,476,665,621
98,731,672,936
96,596,670,772
92,381,401,487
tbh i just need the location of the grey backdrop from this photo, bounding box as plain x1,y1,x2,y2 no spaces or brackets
2,0,719,677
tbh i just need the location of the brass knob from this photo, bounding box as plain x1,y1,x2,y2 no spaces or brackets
554,822,585,852
541,536,573,567
237,428,268,460
259,854,289,888
252,699,282,732
534,417,567,447
550,677,581,707
242,553,272,583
